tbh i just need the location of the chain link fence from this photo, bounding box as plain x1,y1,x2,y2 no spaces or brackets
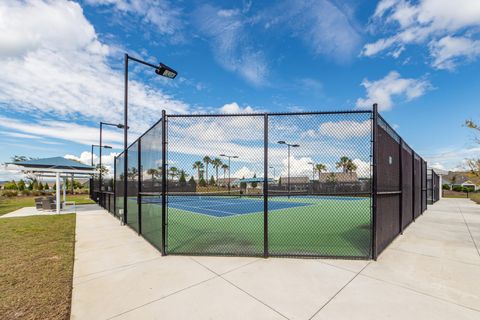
93,105,428,259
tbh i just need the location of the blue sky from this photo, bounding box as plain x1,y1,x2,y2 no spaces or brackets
1,0,480,180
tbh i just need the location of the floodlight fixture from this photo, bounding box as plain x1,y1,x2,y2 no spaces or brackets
155,63,178,79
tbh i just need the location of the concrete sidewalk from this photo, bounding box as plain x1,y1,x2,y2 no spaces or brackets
70,199,480,320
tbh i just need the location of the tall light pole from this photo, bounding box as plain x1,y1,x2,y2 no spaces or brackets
307,162,316,181
277,141,299,196
219,154,238,193
91,144,112,166
124,54,177,223
269,166,276,180
91,144,112,202
99,122,124,194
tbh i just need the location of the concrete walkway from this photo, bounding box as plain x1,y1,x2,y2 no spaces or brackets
70,199,480,320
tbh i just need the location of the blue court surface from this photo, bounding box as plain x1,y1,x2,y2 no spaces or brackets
138,196,311,217
169,198,311,217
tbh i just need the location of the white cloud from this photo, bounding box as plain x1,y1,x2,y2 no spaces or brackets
423,146,480,172
364,0,480,69
262,0,362,63
317,120,371,139
193,4,268,86
0,116,124,148
219,102,255,114
232,166,259,179
356,71,431,110
0,0,189,138
280,156,314,178
429,36,480,70
352,159,371,178
84,0,184,42
65,151,118,177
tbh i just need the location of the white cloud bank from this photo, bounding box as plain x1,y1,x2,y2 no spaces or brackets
363,0,480,70
0,0,188,137
356,71,431,110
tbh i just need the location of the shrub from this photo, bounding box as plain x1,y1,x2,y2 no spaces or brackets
21,190,31,196
452,185,464,192
4,181,18,190
2,190,18,197
442,184,450,190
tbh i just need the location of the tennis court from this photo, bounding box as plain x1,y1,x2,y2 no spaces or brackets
137,194,372,258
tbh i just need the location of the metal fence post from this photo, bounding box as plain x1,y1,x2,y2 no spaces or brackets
412,152,416,222
138,139,142,235
113,156,116,217
161,110,167,256
399,138,404,234
372,103,378,260
263,113,269,258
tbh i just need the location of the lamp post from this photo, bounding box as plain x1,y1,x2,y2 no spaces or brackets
91,144,112,203
91,144,112,166
99,122,124,195
124,54,177,223
277,141,299,196
307,162,316,181
219,154,239,193
269,166,276,180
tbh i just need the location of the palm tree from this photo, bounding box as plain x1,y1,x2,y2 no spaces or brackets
336,156,357,173
146,168,158,188
221,164,229,187
346,161,357,173
211,158,223,187
315,163,327,181
193,161,204,182
169,167,178,181
203,156,212,185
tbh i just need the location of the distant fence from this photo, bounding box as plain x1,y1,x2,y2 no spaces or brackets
93,104,427,259
427,169,440,204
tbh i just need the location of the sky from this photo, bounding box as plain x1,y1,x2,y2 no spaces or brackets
1,0,480,180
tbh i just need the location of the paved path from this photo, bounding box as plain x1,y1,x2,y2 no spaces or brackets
70,199,480,320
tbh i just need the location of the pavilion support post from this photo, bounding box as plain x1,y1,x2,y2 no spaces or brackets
56,172,60,214
63,177,67,204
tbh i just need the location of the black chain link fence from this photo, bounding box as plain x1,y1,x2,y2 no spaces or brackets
93,105,429,259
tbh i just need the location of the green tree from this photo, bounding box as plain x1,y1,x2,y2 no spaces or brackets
278,177,282,186
315,163,327,181
240,176,247,190
221,164,229,186
17,179,26,191
32,179,39,190
38,182,44,191
44,182,49,190
336,156,357,173
188,176,196,187
4,180,18,190
211,158,223,187
192,161,204,183
203,156,212,186
169,166,178,181
179,170,187,184
251,174,258,188
326,173,337,183
199,177,207,187
464,119,480,175
209,175,215,186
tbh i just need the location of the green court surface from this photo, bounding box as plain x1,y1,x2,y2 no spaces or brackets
132,196,372,258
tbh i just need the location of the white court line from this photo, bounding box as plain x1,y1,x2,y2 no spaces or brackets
170,202,240,216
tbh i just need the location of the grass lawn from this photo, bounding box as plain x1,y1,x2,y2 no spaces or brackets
471,193,480,205
0,214,76,320
0,194,94,216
